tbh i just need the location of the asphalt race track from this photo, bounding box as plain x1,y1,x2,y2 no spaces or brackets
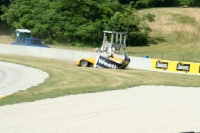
0,61,48,97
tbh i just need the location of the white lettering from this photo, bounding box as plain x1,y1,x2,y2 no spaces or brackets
156,62,168,69
98,59,105,64
177,64,189,71
98,58,117,68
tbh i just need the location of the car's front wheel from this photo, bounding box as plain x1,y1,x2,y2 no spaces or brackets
80,60,89,67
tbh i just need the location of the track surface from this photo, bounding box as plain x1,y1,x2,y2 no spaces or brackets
0,61,48,97
0,85,200,133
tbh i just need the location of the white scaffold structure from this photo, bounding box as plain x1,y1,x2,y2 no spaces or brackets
101,30,127,55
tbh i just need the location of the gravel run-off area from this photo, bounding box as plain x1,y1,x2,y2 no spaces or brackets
0,62,200,133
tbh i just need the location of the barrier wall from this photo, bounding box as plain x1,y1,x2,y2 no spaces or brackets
193,63,200,74
0,44,152,70
1,44,199,75
152,59,200,75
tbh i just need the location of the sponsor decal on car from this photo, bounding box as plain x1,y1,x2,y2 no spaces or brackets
95,56,122,69
155,60,168,70
176,62,190,73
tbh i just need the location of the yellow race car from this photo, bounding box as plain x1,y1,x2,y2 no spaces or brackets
76,54,130,69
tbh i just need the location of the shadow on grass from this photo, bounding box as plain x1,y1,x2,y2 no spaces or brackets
148,37,167,45
128,36,167,48
0,21,13,35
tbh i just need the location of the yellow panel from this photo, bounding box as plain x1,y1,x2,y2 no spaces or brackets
193,63,200,74
172,61,195,73
152,59,200,75
152,59,171,71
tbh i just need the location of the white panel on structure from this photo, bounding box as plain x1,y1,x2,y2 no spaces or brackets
16,29,31,33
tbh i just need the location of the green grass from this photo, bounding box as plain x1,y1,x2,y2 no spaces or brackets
170,13,197,25
126,40,200,62
0,54,200,106
2,8,200,62
127,8,200,62
50,8,199,63
1,8,200,106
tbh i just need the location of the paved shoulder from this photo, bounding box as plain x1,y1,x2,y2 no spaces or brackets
0,61,49,97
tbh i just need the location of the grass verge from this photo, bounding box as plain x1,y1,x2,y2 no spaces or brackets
127,8,200,62
0,54,200,106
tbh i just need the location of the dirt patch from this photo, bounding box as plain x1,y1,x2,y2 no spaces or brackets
0,35,14,44
0,86,200,132
142,8,200,35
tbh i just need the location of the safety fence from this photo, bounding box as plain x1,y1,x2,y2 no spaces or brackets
127,51,200,63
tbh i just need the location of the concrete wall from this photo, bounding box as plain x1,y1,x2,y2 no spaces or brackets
0,44,152,70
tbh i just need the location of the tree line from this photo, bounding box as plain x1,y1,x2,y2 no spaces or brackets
0,0,156,46
119,0,200,7
3,0,199,47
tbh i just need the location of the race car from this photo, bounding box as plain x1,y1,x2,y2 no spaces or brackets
76,54,130,69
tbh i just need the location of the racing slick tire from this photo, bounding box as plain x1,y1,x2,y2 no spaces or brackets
80,60,89,67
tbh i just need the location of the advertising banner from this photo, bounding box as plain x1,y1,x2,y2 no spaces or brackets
198,64,200,74
193,63,200,74
152,60,198,74
176,62,190,72
172,61,196,73
152,60,171,71
94,56,122,69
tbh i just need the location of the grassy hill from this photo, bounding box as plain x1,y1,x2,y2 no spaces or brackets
1,7,200,105
0,21,14,44
128,7,200,62
1,7,200,62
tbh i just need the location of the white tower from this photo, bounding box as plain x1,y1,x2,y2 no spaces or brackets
101,31,126,55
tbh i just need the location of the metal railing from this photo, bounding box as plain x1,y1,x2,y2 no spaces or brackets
127,51,200,63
